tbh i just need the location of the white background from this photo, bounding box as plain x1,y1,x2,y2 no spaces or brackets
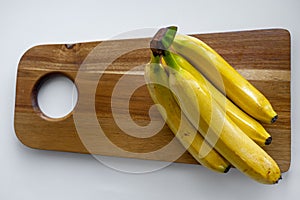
1,0,299,199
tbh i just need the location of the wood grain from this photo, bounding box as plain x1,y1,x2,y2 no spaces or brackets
14,29,291,172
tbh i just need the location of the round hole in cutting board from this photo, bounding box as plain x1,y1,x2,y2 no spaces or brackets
36,74,78,119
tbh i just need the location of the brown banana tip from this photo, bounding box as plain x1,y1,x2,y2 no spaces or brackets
275,175,282,184
224,165,231,173
265,137,272,145
150,27,168,57
271,115,278,123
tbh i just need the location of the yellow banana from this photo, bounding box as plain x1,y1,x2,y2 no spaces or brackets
162,53,272,146
172,34,277,124
163,51,281,184
144,54,231,173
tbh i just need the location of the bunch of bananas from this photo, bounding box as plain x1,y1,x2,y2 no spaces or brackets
144,26,281,184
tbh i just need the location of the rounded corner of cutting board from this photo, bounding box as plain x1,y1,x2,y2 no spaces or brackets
19,44,43,63
14,124,39,150
278,28,291,38
283,162,291,173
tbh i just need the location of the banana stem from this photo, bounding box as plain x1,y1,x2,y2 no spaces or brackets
150,26,180,71
150,52,160,64
162,51,180,71
162,26,178,49
150,26,178,56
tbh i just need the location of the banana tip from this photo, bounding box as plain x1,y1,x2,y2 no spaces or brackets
275,175,282,184
265,137,272,145
224,165,231,173
271,115,278,123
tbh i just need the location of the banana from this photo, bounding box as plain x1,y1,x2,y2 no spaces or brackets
163,51,281,184
144,53,231,173
171,34,278,124
162,53,272,146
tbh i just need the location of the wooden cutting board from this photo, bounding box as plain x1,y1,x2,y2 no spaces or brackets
14,29,291,172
